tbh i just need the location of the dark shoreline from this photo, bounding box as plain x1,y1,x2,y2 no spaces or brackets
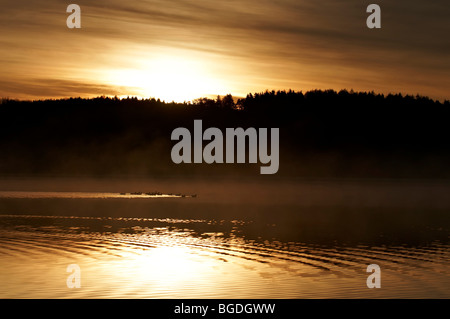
1,90,450,179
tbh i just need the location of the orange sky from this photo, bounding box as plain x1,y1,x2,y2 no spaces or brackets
1,0,449,102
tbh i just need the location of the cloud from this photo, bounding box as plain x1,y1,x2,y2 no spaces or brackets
0,0,449,100
0,78,136,99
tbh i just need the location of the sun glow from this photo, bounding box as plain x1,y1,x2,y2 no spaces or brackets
107,54,225,102
124,245,217,291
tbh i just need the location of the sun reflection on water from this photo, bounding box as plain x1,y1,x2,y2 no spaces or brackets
0,213,449,298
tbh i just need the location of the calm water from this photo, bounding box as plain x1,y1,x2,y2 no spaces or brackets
0,178,449,298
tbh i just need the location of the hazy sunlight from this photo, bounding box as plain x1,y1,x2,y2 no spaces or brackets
107,55,225,102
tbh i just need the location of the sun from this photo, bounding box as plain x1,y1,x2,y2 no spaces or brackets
106,54,225,102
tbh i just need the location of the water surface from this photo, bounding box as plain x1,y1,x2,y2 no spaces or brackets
0,178,449,298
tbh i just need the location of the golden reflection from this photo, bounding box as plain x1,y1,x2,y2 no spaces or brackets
132,246,204,286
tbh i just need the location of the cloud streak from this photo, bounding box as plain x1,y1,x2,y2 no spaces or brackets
0,0,449,101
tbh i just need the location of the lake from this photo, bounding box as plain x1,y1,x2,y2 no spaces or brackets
0,177,449,298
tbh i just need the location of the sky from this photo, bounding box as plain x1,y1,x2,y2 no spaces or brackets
1,0,449,102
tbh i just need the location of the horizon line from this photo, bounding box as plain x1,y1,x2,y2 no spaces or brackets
2,88,449,104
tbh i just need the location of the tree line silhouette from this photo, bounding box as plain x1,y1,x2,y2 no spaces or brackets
0,89,449,178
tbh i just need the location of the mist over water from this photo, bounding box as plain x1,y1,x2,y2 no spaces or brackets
0,178,449,298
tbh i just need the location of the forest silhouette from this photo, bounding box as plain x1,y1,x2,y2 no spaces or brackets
1,89,449,178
